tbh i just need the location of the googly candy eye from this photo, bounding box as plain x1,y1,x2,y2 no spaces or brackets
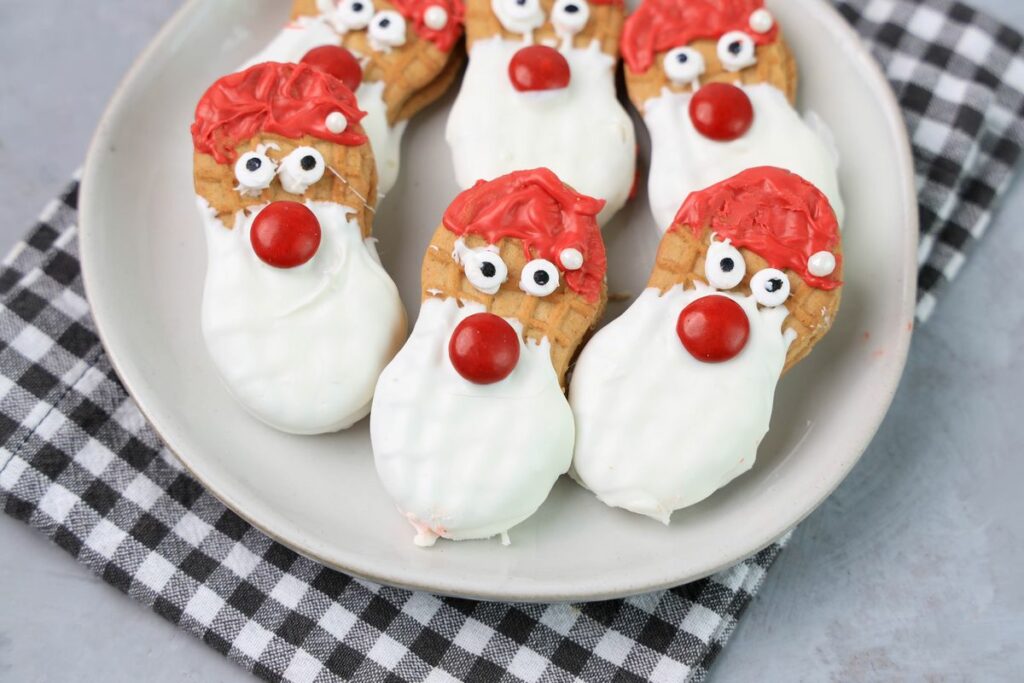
704,240,746,290
368,10,407,51
468,251,509,294
717,31,757,72
663,46,706,86
520,259,560,297
551,0,590,38
332,0,375,31
492,0,545,35
234,149,278,197
278,147,326,195
751,268,790,307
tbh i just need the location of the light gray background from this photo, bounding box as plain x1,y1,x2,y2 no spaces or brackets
1,1,1021,681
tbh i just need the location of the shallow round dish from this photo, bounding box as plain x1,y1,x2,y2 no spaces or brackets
80,0,917,601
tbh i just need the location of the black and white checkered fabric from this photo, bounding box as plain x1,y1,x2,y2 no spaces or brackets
1,2,1022,682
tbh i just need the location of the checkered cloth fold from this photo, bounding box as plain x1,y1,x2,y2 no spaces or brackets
1,1,1022,681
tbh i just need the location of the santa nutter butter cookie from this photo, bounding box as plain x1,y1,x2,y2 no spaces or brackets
621,0,844,231
192,62,406,435
569,167,842,523
445,0,635,225
371,169,607,546
244,0,466,195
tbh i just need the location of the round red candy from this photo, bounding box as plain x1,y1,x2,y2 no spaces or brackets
508,45,571,92
688,82,754,142
301,45,363,92
676,296,750,362
448,313,521,384
250,201,322,269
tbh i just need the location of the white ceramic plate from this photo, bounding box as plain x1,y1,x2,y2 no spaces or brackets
80,0,917,601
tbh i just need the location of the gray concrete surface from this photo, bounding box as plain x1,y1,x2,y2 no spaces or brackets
1,1,1022,681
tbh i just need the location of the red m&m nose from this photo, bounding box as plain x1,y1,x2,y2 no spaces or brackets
301,45,363,92
676,295,750,362
448,313,521,384
250,201,322,269
689,82,754,141
508,45,571,92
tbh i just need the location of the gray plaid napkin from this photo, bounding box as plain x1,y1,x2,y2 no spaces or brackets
1,1,1022,681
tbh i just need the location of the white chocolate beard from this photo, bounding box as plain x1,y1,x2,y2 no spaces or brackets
569,285,791,524
243,17,408,196
446,37,636,225
371,297,574,546
199,198,406,434
644,82,844,232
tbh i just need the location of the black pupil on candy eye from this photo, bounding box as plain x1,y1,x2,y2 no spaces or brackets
533,270,550,286
729,41,743,55
676,52,688,63
766,278,783,293
720,257,734,273
480,262,497,278
300,155,317,171
352,2,363,10
246,157,262,172
379,17,391,27
516,0,527,6
565,4,579,12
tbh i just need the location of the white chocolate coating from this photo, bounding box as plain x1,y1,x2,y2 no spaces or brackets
371,297,574,546
244,16,408,197
644,82,844,231
446,36,636,225
569,284,791,523
199,199,406,434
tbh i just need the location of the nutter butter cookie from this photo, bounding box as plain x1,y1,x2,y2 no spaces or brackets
192,62,406,435
621,0,844,231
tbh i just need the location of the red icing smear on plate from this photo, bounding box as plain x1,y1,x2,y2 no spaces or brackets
192,62,366,164
621,0,777,73
392,0,466,52
673,166,842,291
443,169,607,303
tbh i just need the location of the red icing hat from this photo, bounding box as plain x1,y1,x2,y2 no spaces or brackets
621,0,778,73
673,166,842,290
391,0,465,52
191,62,366,164
443,169,607,303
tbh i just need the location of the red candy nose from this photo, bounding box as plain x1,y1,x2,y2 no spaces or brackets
508,45,571,92
250,201,322,269
676,296,750,362
689,82,754,141
448,313,521,384
301,45,363,92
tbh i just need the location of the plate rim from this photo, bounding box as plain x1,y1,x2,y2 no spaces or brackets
79,0,919,602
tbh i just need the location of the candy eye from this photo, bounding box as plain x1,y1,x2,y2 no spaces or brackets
717,31,757,72
704,240,746,290
234,150,277,196
333,0,375,31
551,0,590,37
751,268,790,307
368,10,407,50
492,0,545,35
520,259,560,297
461,248,509,295
663,46,706,85
278,147,326,195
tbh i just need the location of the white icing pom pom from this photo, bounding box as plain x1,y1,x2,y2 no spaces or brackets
808,250,836,277
424,5,448,29
326,112,348,134
749,8,774,34
560,248,584,270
